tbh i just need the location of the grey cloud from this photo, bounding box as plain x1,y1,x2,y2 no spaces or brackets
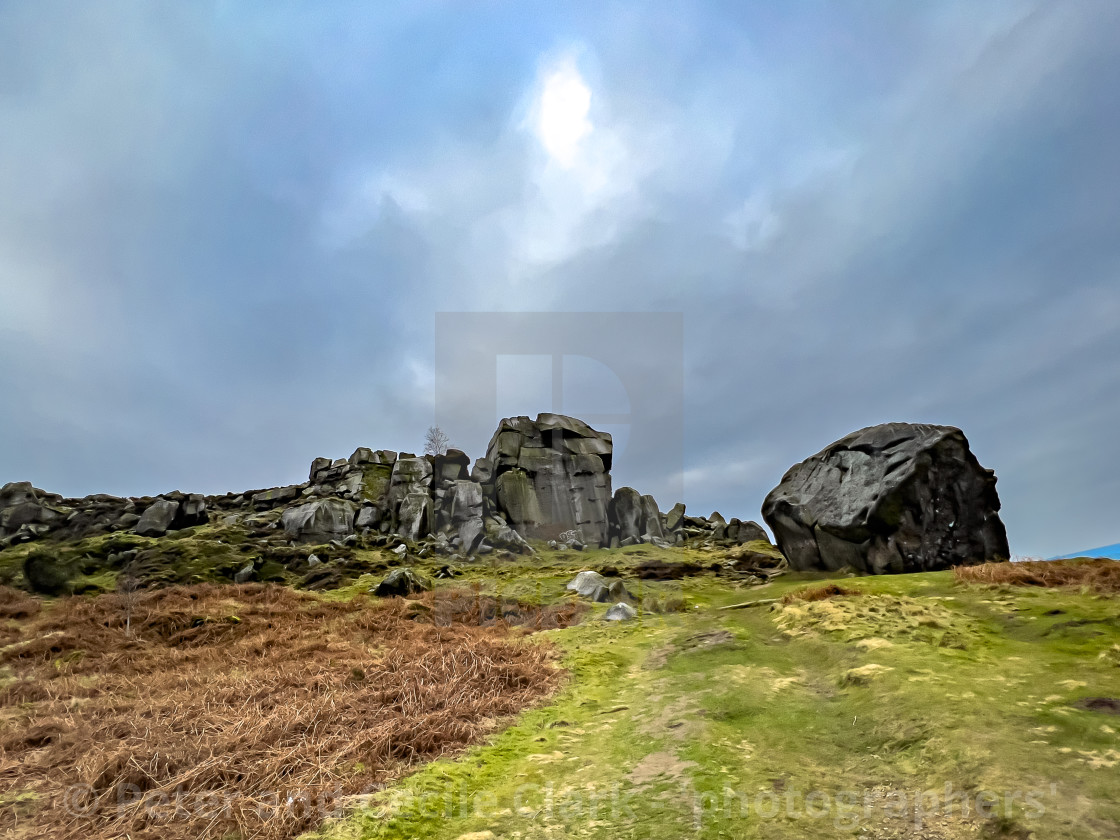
1,1,1117,557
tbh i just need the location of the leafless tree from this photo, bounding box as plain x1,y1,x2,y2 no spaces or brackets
424,425,450,456
117,568,141,639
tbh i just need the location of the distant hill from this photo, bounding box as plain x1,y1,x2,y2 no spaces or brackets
1050,542,1120,560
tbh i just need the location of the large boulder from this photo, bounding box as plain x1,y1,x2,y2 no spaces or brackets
664,502,686,532
282,499,357,543
762,423,1009,574
485,414,613,546
610,487,643,542
640,495,665,541
135,499,180,537
0,481,37,510
727,519,768,544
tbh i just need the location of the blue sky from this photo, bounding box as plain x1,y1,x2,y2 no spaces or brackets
1,1,1118,557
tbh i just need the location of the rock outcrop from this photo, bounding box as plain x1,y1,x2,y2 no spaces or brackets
485,414,613,546
762,422,1009,574
0,413,780,568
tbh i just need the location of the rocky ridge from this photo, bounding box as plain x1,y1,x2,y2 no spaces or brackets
0,417,1009,592
0,415,772,592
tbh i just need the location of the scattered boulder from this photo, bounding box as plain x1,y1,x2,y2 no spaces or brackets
841,664,893,686
762,422,1010,574
372,568,432,598
234,562,256,584
0,482,72,543
135,499,180,537
664,502,686,532
566,570,610,600
727,519,767,544
607,578,636,604
604,602,638,621
484,517,535,555
114,512,141,530
640,495,665,541
610,487,644,542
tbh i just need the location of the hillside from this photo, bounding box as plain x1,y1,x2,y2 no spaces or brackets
3,548,1119,839
2,417,1114,838
299,552,1120,840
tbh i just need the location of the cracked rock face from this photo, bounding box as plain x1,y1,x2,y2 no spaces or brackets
762,422,1009,574
282,498,357,544
486,414,613,546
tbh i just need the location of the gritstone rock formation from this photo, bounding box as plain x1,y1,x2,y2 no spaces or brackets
762,422,1009,574
0,414,779,578
485,414,614,546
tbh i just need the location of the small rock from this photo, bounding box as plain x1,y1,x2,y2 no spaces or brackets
607,579,635,604
307,554,321,567
604,602,638,621
841,664,893,686
566,570,609,598
234,562,255,584
372,567,432,598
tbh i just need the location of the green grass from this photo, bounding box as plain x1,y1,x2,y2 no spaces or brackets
5,532,1119,838
305,562,1120,840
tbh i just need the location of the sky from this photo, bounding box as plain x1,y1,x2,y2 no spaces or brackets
1,1,1118,558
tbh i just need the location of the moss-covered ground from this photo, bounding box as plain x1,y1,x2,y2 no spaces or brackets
304,553,1120,840
4,535,1119,839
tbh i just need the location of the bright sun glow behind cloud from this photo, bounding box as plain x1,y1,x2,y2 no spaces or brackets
534,58,592,166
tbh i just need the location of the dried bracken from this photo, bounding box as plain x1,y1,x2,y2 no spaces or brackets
781,582,861,604
0,584,579,840
954,558,1120,594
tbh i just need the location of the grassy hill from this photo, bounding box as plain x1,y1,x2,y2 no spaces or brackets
3,544,1119,839
305,550,1120,840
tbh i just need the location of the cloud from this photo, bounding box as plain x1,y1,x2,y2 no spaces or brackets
1,1,1118,558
